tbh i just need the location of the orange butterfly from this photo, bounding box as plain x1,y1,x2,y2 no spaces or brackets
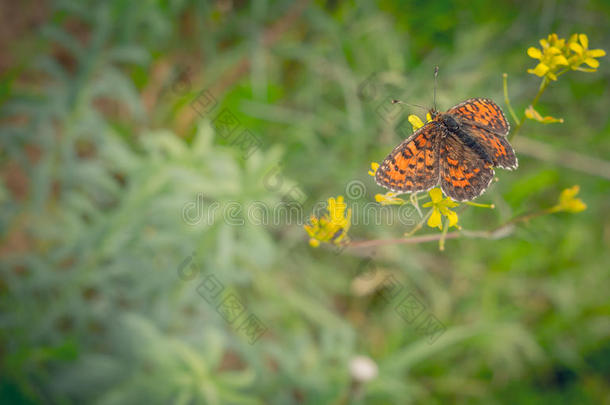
375,97,517,201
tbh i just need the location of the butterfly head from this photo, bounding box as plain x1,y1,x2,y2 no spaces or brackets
438,112,460,132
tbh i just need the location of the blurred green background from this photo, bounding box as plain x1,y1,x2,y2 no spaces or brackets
1,0,609,403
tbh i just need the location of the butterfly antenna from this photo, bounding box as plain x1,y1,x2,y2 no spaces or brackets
433,65,439,111
391,99,427,113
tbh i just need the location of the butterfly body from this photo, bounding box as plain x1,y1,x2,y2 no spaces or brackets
435,111,494,165
375,98,517,201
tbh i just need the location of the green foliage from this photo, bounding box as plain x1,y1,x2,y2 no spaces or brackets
1,0,609,404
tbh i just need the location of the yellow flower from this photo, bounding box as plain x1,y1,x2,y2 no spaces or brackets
527,33,605,80
422,188,460,230
408,113,432,131
408,114,425,131
549,185,587,213
524,105,564,124
368,162,379,177
304,196,352,247
527,33,569,81
375,192,406,206
567,33,606,71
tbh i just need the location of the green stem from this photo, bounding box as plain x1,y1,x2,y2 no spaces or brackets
438,217,450,251
404,209,432,237
530,76,550,107
464,201,495,208
503,73,519,124
508,76,550,141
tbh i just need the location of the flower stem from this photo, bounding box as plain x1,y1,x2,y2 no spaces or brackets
503,73,519,124
404,210,432,237
509,76,551,140
530,76,550,107
438,217,450,251
464,201,495,208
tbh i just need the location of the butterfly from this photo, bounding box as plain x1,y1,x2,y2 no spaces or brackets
375,98,518,201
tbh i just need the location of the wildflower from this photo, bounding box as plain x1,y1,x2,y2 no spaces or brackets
368,162,379,177
375,192,406,206
567,34,606,71
422,188,459,230
527,33,605,80
549,185,587,213
408,114,425,131
304,196,352,247
527,33,569,81
524,105,564,124
408,112,432,131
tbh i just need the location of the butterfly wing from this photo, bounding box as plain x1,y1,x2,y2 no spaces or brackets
448,97,509,135
440,130,495,201
448,98,518,170
375,122,441,193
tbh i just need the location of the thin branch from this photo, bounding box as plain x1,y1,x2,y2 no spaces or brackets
343,225,510,249
342,210,549,250
343,232,464,249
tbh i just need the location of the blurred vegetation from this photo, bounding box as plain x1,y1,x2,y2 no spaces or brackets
1,0,609,404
